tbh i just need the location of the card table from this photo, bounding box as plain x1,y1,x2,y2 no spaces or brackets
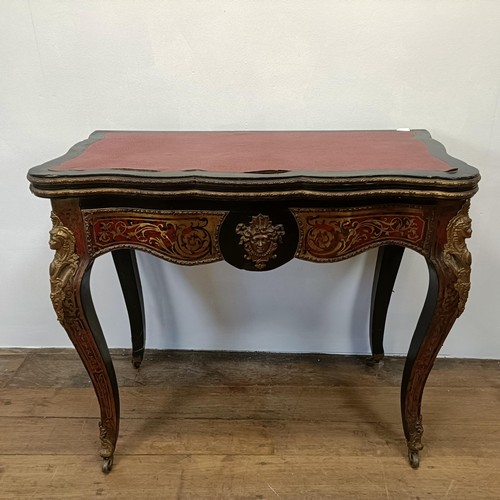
28,130,479,472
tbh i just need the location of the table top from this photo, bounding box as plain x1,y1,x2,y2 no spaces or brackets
28,130,479,200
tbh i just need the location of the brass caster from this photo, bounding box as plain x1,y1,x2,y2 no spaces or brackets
102,456,114,473
408,450,420,469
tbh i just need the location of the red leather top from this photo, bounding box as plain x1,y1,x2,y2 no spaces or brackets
49,131,452,173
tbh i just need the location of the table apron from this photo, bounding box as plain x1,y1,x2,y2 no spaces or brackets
81,204,435,268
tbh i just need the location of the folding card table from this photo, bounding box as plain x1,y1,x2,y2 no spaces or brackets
28,130,479,472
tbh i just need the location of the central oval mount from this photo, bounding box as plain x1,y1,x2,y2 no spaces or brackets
220,209,299,271
236,214,285,270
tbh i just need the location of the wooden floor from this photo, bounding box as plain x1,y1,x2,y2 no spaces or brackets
1,349,500,499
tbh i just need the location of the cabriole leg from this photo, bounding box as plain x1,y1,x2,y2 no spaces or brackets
401,202,471,468
367,245,405,366
112,249,146,368
49,204,120,473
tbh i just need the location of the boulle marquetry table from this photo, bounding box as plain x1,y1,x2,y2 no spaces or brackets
27,130,479,472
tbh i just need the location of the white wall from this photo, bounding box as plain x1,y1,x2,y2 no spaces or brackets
1,1,499,357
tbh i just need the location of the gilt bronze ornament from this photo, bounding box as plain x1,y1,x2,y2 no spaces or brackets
236,214,285,270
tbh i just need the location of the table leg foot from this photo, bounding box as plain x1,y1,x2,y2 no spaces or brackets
99,416,117,473
365,353,384,367
132,352,143,369
406,415,424,468
408,449,420,469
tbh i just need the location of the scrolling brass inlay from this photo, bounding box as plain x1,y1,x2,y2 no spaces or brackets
84,209,226,264
442,202,472,315
236,214,285,270
293,207,427,261
49,212,80,323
